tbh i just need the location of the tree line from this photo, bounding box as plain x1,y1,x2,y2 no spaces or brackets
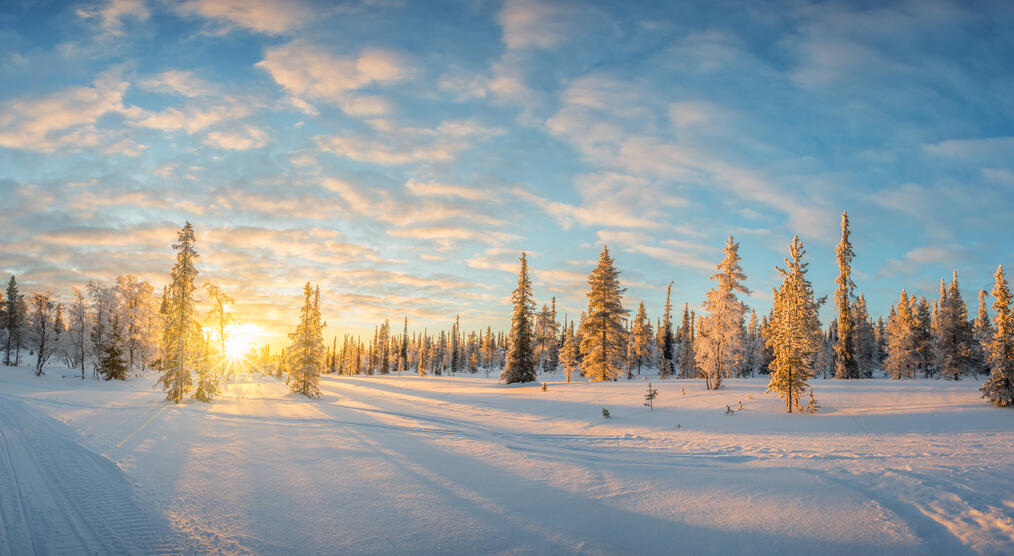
5,216,1013,410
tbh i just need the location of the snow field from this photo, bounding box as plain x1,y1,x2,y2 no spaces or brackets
2,367,1013,555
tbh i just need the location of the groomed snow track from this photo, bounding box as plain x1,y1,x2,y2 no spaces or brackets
0,395,184,555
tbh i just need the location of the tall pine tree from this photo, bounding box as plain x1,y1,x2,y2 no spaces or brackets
833,211,860,379
286,283,325,398
982,266,1014,407
766,236,823,413
579,246,629,381
502,253,537,384
695,236,750,390
658,282,675,378
156,223,200,403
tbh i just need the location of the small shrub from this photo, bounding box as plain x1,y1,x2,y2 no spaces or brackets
601,407,611,419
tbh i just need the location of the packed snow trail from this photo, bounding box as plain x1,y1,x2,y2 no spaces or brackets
0,394,185,555
3,368,1014,554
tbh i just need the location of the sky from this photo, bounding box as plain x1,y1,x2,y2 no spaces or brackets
1,0,1013,346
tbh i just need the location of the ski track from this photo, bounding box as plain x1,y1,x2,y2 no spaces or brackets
3,372,1014,554
0,395,186,556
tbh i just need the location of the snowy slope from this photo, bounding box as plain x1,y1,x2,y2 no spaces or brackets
2,366,1013,555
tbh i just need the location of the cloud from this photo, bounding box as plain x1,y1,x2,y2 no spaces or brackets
316,119,504,166
204,125,270,150
499,0,576,51
405,179,498,201
515,172,688,230
0,74,133,152
77,0,149,36
139,70,217,98
924,136,1014,161
257,42,413,113
177,0,314,34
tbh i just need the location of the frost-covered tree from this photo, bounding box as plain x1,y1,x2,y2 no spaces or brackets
559,321,579,382
853,294,877,378
156,222,201,403
982,266,1014,406
630,301,653,376
97,314,128,381
913,297,935,378
27,292,60,376
974,290,994,375
579,246,629,382
286,283,326,398
695,237,750,390
502,253,538,384
766,236,823,413
833,211,860,379
742,310,764,377
67,289,89,378
885,293,916,379
118,275,159,372
935,271,980,380
204,283,234,359
658,282,675,378
88,281,119,379
3,275,25,367
677,305,697,379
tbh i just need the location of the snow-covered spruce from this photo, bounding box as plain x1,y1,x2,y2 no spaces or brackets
285,283,325,398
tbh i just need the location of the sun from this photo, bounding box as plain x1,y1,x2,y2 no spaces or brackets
221,323,266,361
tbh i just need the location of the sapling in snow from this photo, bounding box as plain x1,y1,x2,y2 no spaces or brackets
643,382,658,410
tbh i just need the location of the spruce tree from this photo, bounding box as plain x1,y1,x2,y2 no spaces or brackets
156,223,200,403
833,211,860,379
502,253,537,384
3,275,25,367
579,246,629,381
193,331,219,402
885,292,917,379
658,282,675,378
630,301,653,376
936,271,979,380
695,236,750,390
853,294,877,378
766,236,823,413
676,304,697,378
97,314,128,381
974,290,994,375
982,266,1014,407
286,283,325,398
559,321,579,382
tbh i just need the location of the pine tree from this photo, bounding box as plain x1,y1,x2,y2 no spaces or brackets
630,301,653,376
833,211,860,379
974,290,994,375
579,246,629,382
286,283,325,398
97,314,128,381
156,223,200,403
914,297,935,378
696,237,750,390
982,266,1014,406
885,292,917,379
676,304,697,378
399,317,409,374
853,294,877,378
193,329,219,402
3,275,25,367
558,321,579,382
936,271,980,380
658,282,675,378
766,236,823,413
502,253,538,384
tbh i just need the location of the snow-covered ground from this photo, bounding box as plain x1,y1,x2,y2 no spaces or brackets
2,366,1013,555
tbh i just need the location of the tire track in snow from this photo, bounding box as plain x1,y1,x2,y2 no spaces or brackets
0,395,187,555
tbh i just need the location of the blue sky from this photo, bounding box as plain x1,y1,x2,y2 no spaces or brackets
1,0,1012,343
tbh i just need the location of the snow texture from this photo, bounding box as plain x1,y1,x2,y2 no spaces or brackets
2,365,1014,555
